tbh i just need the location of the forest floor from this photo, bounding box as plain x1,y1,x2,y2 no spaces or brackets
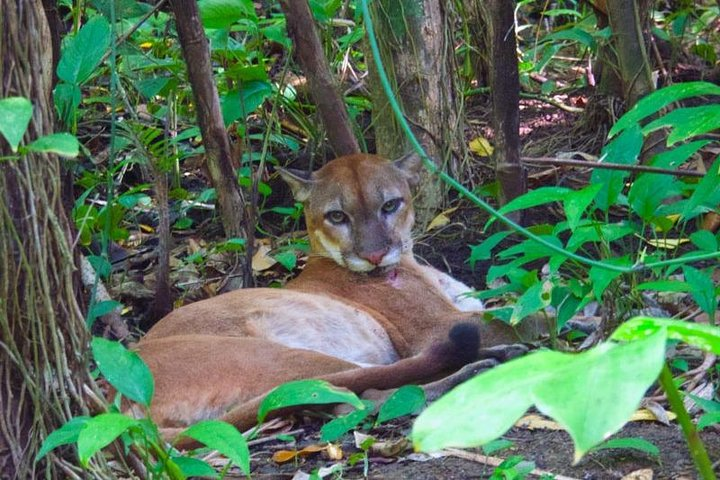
110,88,719,479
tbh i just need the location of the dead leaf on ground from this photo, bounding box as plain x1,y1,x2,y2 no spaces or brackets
636,402,675,425
621,468,654,480
272,443,341,464
426,207,458,232
252,243,277,271
515,414,563,431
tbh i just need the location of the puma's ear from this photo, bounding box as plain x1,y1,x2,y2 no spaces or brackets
392,152,424,188
277,167,314,202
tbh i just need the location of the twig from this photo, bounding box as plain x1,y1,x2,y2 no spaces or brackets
442,448,580,480
521,156,706,178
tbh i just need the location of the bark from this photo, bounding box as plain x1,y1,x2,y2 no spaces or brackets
0,2,111,477
366,0,463,227
169,0,248,243
280,0,360,157
473,0,525,216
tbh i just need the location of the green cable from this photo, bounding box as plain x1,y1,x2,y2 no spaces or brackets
360,0,719,273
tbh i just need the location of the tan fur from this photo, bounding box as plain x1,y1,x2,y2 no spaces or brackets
136,154,532,434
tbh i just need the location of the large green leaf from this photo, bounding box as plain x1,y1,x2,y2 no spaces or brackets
592,125,642,212
486,187,572,229
26,133,80,158
35,416,90,462
91,337,154,407
198,0,256,29
220,81,273,126
0,97,32,152
680,157,720,221
257,379,365,424
57,16,111,85
611,316,720,355
643,105,720,145
609,82,720,138
77,413,138,467
563,184,601,231
412,330,667,461
682,266,717,320
320,400,373,442
180,420,250,476
376,385,426,425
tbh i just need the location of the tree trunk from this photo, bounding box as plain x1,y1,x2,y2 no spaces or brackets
471,0,525,216
366,0,463,227
280,0,360,157
0,2,108,477
169,0,249,244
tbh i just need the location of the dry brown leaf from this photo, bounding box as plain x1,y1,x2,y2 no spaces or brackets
272,450,299,463
252,243,277,271
621,469,653,480
272,443,333,464
515,414,563,431
635,402,675,425
426,207,458,232
325,443,343,460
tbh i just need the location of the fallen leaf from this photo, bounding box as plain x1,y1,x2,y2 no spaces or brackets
252,243,277,271
636,402,675,425
469,136,494,157
426,207,458,232
515,414,563,431
621,468,654,480
325,443,343,460
272,444,337,464
643,237,690,249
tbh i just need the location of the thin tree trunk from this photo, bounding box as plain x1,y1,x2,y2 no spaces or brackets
367,0,463,227
280,0,360,157
0,2,111,477
169,0,248,243
476,0,525,215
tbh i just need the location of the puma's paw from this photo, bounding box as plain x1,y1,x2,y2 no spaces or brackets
477,343,530,362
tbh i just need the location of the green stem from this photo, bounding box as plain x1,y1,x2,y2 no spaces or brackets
658,363,716,480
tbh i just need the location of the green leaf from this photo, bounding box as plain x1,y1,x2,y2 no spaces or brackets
591,437,660,459
86,300,123,328
698,412,720,430
320,400,373,442
220,81,273,126
468,231,511,270
610,82,720,138
690,230,718,252
77,413,138,467
0,97,32,152
643,105,720,145
612,316,720,355
171,456,219,478
588,257,628,300
482,438,514,455
273,250,297,271
257,379,364,424
511,280,551,325
26,133,80,158
412,330,667,462
682,266,717,319
35,416,90,462
635,280,691,293
376,385,426,425
54,83,82,127
593,126,642,212
198,0,256,29
57,16,111,85
486,187,571,229
563,184,601,230
180,420,250,476
680,157,720,221
86,255,112,279
91,337,154,407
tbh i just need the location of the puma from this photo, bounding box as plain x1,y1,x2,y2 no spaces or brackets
136,153,532,437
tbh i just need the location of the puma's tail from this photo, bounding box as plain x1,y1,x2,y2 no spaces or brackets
428,321,481,370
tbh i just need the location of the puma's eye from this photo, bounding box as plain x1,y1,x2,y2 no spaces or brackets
381,198,402,214
325,210,348,225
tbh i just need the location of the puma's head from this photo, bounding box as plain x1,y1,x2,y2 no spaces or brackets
279,153,423,272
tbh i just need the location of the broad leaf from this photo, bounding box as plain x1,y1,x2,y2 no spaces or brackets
198,0,256,29
77,413,138,467
486,187,571,229
635,280,691,293
592,125,642,212
682,266,717,320
468,231,511,270
57,16,111,85
588,257,629,300
172,456,219,478
612,317,720,354
643,105,720,145
26,133,80,158
376,385,426,425
511,280,551,325
0,97,32,152
86,300,123,328
180,420,250,476
563,184,601,231
680,157,720,221
690,230,718,252
610,82,720,138
91,337,154,407
320,400,373,442
591,437,660,459
220,81,273,126
257,379,365,424
412,330,667,461
35,416,90,462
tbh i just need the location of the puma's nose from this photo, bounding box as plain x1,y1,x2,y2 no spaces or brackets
362,248,389,265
